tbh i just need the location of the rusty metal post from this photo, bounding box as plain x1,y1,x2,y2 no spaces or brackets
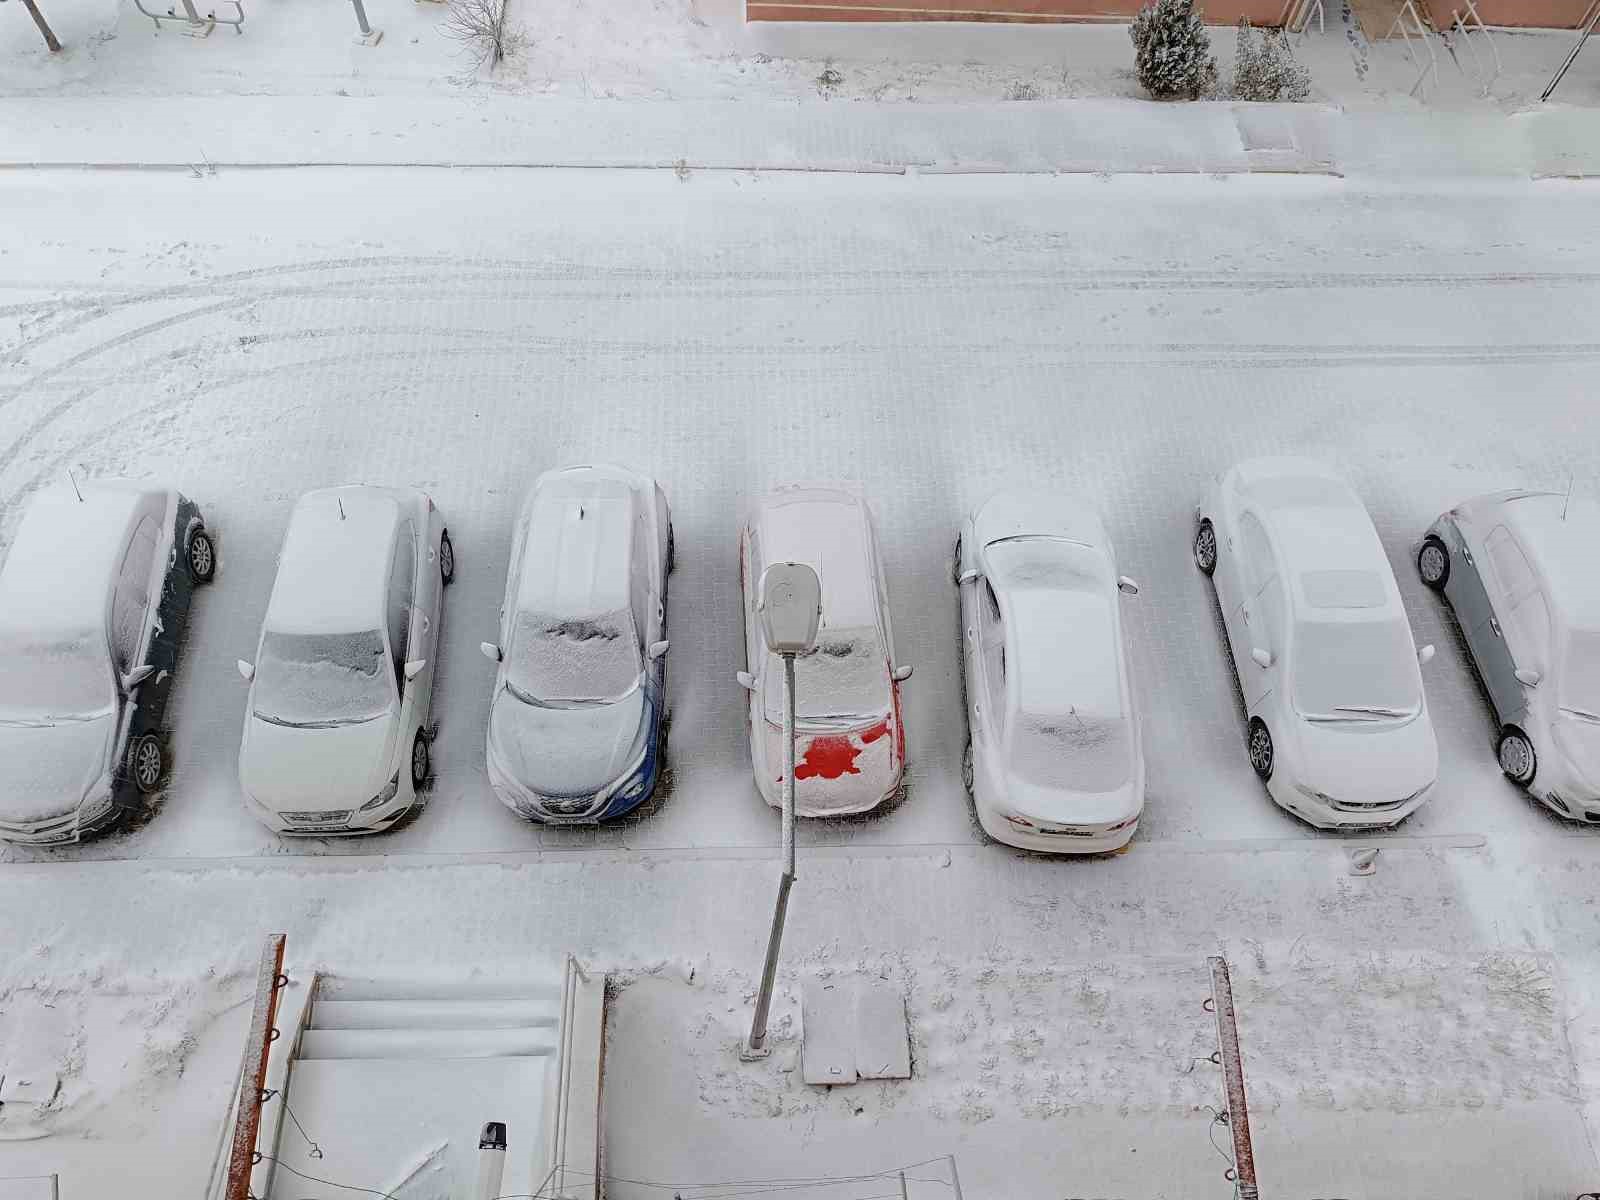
1207,955,1259,1200
18,0,63,51
224,934,288,1200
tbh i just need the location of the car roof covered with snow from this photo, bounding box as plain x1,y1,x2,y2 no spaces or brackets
1497,493,1600,631
518,471,636,617
1235,461,1402,623
751,486,879,631
264,487,402,635
0,481,165,636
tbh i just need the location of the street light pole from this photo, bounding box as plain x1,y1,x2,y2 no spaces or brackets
741,562,821,1062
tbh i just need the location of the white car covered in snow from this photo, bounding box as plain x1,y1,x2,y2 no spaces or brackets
1419,490,1600,822
481,465,673,823
736,486,911,816
0,481,215,844
237,486,452,835
954,492,1145,853
1193,458,1438,829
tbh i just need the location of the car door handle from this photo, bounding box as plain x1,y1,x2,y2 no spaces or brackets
1490,616,1502,637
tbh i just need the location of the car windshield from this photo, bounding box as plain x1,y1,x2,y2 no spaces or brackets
1009,709,1132,792
506,608,642,705
253,629,393,728
1293,618,1421,720
1561,629,1600,718
764,625,889,724
0,630,115,725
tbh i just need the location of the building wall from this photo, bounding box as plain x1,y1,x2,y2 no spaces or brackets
748,0,1597,27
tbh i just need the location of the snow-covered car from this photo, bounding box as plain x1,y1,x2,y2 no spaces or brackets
0,480,215,844
736,486,911,816
481,465,673,822
1418,490,1600,821
237,486,452,836
954,492,1145,853
1193,458,1439,829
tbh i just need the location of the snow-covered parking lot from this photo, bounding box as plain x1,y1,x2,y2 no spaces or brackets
4,165,1600,1197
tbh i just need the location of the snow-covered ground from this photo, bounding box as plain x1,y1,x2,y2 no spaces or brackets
7,0,1600,110
3,165,1600,1196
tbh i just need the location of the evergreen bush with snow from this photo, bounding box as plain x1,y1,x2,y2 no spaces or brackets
1129,0,1217,101
1231,19,1313,102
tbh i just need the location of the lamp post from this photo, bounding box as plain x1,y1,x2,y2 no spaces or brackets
741,561,821,1061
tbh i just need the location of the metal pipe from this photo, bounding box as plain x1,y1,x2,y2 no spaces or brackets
350,0,371,35
1207,956,1260,1200
946,1155,964,1200
745,652,798,1057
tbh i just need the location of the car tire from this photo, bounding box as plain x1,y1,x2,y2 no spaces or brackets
1417,535,1450,591
1498,727,1537,786
1247,718,1274,781
130,734,165,795
439,530,455,586
186,528,216,584
962,739,974,796
411,730,431,791
952,534,963,587
1194,519,1218,577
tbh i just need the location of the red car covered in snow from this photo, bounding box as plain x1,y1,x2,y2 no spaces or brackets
736,486,913,816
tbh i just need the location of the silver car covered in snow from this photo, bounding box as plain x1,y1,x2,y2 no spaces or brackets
1420,489,1600,821
482,465,672,823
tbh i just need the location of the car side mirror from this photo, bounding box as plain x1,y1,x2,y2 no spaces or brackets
1515,666,1541,686
480,641,502,663
1117,576,1140,596
892,664,914,682
735,670,756,691
1251,647,1274,669
236,659,255,682
957,568,979,585
404,659,427,681
648,639,669,661
121,664,155,692
1418,644,1436,666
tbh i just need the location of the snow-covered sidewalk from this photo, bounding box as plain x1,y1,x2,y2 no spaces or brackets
8,93,1600,177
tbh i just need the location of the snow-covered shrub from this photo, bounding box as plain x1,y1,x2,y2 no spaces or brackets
442,0,525,76
1129,0,1217,100
1231,19,1312,102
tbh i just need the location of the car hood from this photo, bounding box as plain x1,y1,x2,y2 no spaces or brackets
1555,717,1600,795
488,687,647,797
756,713,899,816
1292,712,1438,804
240,715,396,810
1000,773,1144,829
0,717,113,824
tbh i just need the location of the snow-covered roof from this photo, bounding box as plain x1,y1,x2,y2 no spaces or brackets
265,488,399,635
1006,589,1123,723
755,487,878,631
1500,494,1600,630
0,482,153,636
518,475,635,617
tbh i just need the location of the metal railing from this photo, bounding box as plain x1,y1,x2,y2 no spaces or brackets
1543,0,1600,100
1448,0,1502,95
1388,0,1440,98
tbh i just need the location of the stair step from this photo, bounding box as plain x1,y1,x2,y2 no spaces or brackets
310,999,559,1031
298,1027,559,1061
316,977,562,1003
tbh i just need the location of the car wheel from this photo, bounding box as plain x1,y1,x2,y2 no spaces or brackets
962,740,974,796
130,735,165,795
1498,727,1536,786
439,530,455,586
952,534,963,586
411,730,431,791
186,528,216,584
1194,519,1218,577
1417,535,1450,591
1247,718,1274,781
